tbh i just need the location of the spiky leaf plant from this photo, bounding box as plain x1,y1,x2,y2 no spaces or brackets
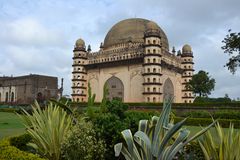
199,122,240,160
114,99,216,160
19,101,72,160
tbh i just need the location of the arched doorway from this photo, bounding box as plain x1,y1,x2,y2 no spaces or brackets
163,78,174,101
5,92,8,103
11,92,14,102
104,76,124,101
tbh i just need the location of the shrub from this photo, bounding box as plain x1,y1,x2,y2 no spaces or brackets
92,113,128,159
106,100,128,118
19,101,73,160
0,139,45,160
114,99,216,160
61,118,106,160
183,110,211,118
199,122,240,160
9,133,32,151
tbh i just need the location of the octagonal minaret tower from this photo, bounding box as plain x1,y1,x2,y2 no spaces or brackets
142,22,163,103
181,44,194,103
71,38,87,102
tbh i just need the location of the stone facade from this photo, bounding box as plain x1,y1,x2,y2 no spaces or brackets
0,74,59,104
72,18,194,103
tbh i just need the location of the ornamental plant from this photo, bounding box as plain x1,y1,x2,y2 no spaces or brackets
114,98,216,160
19,101,72,160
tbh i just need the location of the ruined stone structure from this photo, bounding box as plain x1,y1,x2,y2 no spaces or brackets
72,18,194,103
0,74,60,104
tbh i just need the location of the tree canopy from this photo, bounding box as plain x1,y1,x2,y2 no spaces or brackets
186,70,215,97
222,29,240,74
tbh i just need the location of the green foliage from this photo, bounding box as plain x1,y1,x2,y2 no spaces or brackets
19,101,72,160
199,122,240,160
186,70,215,97
194,96,232,103
177,141,205,160
222,29,240,73
0,108,16,113
9,133,32,151
100,84,108,113
174,117,240,128
124,110,159,133
114,99,216,160
183,111,211,118
61,117,106,160
106,99,128,118
86,83,96,118
92,113,128,159
0,138,45,160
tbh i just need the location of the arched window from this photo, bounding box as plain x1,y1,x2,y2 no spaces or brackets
77,98,79,102
153,58,156,63
185,100,187,103
148,49,150,53
147,97,150,102
153,40,156,44
147,59,150,63
147,40,150,44
77,83,80,86
147,68,150,73
5,92,8,102
147,78,150,82
153,87,156,92
147,88,150,92
153,78,156,83
153,68,156,73
153,97,156,102
153,49,156,53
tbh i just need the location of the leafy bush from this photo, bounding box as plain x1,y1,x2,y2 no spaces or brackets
177,141,205,160
183,110,211,118
19,101,73,160
106,100,128,118
0,139,45,160
114,99,216,160
9,133,32,151
61,118,106,160
92,113,128,159
199,122,240,160
0,108,16,112
174,117,240,128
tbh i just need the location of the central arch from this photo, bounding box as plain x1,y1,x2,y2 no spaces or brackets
163,78,174,101
104,76,124,101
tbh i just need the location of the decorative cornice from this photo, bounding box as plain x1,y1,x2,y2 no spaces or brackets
72,71,87,74
71,86,87,89
161,60,184,74
143,82,162,85
183,69,195,72
142,63,161,66
73,57,87,60
72,79,87,82
71,93,86,97
182,96,195,99
143,92,162,95
72,64,85,67
142,73,162,76
182,75,192,78
181,61,194,64
144,44,161,48
144,54,162,57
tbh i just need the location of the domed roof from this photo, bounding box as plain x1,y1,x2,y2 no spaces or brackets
103,18,169,50
75,38,85,47
182,44,192,53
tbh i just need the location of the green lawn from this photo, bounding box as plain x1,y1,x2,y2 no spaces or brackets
0,112,25,139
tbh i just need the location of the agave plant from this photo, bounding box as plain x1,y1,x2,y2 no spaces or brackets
199,122,240,160
19,101,72,160
114,99,216,160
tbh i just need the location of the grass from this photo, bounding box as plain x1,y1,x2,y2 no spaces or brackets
0,112,25,139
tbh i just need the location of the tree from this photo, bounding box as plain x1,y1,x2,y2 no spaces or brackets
186,70,215,97
222,29,240,74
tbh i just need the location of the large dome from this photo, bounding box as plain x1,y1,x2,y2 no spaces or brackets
103,18,169,50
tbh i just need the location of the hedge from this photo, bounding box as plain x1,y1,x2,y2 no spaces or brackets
174,117,240,128
0,138,45,160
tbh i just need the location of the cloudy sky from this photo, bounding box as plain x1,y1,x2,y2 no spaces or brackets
0,0,239,98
